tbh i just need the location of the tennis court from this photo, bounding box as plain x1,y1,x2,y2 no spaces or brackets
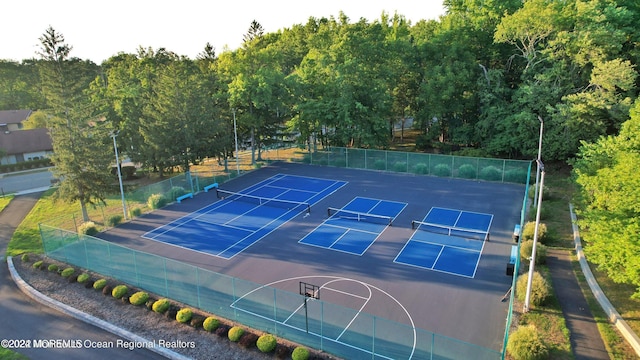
142,174,346,259
394,207,493,277
298,197,407,255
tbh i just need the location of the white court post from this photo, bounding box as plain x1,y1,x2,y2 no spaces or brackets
524,160,545,312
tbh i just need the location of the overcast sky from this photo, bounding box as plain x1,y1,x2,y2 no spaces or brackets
0,1,446,64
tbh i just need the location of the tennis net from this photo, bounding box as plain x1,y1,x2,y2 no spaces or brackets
328,207,393,226
216,189,311,213
411,220,489,241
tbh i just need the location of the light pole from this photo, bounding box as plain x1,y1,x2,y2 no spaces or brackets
524,159,545,312
232,108,240,175
110,131,128,220
533,116,544,208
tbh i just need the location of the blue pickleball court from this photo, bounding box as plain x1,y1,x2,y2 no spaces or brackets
142,174,347,259
395,207,493,278
299,197,407,255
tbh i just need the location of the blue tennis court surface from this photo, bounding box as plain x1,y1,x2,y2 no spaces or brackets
299,197,406,255
394,207,493,278
142,174,346,259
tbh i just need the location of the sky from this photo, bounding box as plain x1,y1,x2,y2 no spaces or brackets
0,1,446,64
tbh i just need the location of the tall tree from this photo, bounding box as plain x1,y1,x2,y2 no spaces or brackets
37,26,112,222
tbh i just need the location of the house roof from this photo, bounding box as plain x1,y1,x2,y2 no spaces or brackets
0,128,52,155
0,109,32,125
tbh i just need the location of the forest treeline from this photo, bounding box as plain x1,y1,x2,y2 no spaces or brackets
0,0,639,296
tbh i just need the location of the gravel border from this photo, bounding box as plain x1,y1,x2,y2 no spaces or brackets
9,255,336,360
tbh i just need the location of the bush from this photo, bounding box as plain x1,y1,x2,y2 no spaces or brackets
504,168,529,184
32,260,43,269
176,308,193,323
516,271,549,306
528,184,550,200
519,240,547,265
256,334,277,353
102,284,113,296
48,264,59,272
190,315,205,328
239,333,258,348
392,161,407,172
78,221,98,236
292,346,310,360
412,163,428,174
457,164,477,179
521,221,548,243
152,298,171,314
147,193,168,209
93,278,107,290
111,285,128,299
166,186,187,201
60,267,75,278
203,317,220,332
129,291,149,306
129,207,142,217
373,159,386,170
507,325,549,360
479,166,502,181
433,163,451,177
106,214,123,227
77,273,90,284
21,253,30,262
228,326,245,342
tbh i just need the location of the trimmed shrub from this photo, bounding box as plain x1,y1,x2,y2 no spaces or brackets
152,298,171,314
48,264,59,272
520,240,547,265
507,325,549,360
147,193,168,210
21,253,30,262
393,161,407,172
292,346,310,360
78,221,98,236
275,344,290,359
215,325,229,337
239,332,258,348
93,278,107,290
32,260,44,269
516,271,549,306
145,299,155,311
433,163,451,177
165,307,178,320
228,326,245,342
479,166,502,181
129,291,149,306
111,285,128,299
457,164,477,179
176,308,193,323
60,267,75,278
106,214,123,227
412,163,428,174
190,315,205,328
102,284,113,296
166,186,187,201
256,334,277,353
373,159,386,170
331,159,346,168
77,273,90,284
521,222,548,243
129,207,142,217
203,317,220,332
504,168,528,184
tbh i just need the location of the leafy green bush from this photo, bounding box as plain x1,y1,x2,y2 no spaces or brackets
412,163,428,174
433,164,451,177
21,253,30,262
528,184,550,200
506,325,549,360
129,291,149,306
519,240,547,265
373,159,386,170
106,214,123,227
60,267,75,278
78,221,98,236
521,221,548,243
176,308,193,323
504,168,528,184
479,166,502,181
228,326,245,342
129,207,142,217
111,285,128,299
147,194,168,209
77,273,90,283
457,164,477,179
152,298,171,314
93,278,107,290
331,159,347,167
32,260,44,269
203,317,220,332
48,264,59,272
256,334,277,353
292,346,310,360
166,186,187,201
393,161,407,172
516,271,549,306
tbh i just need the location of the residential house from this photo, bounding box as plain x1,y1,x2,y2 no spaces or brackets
0,109,53,165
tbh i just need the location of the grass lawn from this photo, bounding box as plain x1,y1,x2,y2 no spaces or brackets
0,195,13,212
0,347,29,360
